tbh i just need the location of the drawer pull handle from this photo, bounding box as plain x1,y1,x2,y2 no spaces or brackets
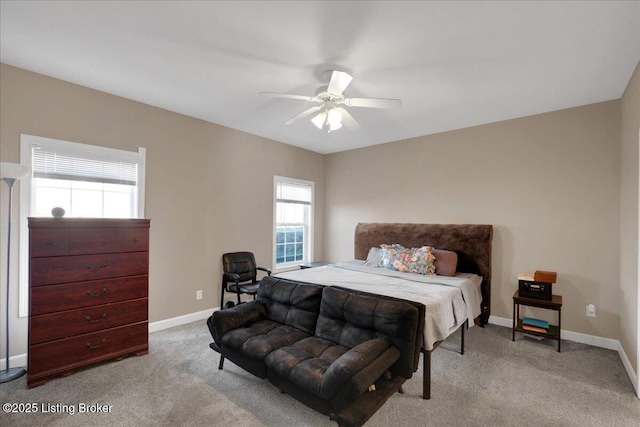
46,241,54,246
86,339,106,349
85,313,107,323
86,263,107,271
86,288,107,297
132,238,138,243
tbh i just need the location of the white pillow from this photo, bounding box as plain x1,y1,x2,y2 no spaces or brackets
364,247,382,267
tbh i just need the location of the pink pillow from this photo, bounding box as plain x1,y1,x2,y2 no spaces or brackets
433,249,457,277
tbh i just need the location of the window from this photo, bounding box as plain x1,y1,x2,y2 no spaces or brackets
18,134,146,316
274,176,313,269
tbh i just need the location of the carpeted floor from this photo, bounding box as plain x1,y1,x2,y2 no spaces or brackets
1,321,638,427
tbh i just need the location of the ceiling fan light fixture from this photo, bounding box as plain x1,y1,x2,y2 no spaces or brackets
311,111,327,129
311,108,343,132
327,108,342,130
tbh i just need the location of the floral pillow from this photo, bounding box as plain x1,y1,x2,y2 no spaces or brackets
379,244,436,275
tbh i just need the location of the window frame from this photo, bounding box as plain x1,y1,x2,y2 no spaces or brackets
18,134,146,317
273,176,314,272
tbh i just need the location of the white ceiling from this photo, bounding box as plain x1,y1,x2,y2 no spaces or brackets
1,1,639,154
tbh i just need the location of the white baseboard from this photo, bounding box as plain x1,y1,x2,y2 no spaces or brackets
488,315,513,328
1,306,221,371
617,340,639,397
148,306,219,333
489,315,638,396
0,353,28,371
489,315,617,348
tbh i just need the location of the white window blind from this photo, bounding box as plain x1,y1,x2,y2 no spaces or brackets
276,181,312,205
32,143,139,185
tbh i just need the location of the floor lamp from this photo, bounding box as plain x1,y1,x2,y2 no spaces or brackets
0,162,30,383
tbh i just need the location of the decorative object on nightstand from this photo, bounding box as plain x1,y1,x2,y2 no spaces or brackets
512,270,561,352
517,270,556,301
0,162,31,383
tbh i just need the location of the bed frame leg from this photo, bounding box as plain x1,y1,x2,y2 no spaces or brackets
461,319,467,355
422,349,431,400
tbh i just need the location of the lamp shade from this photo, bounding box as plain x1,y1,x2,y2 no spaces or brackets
0,162,31,180
311,111,327,129
327,109,343,131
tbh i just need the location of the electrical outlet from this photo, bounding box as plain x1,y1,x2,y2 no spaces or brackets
586,304,596,317
196,290,203,300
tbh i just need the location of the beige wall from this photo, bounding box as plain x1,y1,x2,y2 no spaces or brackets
324,101,622,339
620,60,640,379
0,64,324,358
1,61,637,386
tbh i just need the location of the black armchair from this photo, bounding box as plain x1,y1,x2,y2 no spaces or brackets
221,252,271,308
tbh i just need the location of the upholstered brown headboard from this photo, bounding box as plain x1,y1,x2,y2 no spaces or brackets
354,223,493,325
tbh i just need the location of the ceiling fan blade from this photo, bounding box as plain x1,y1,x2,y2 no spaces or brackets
285,106,323,125
343,97,402,109
335,107,360,130
260,92,316,102
327,71,353,96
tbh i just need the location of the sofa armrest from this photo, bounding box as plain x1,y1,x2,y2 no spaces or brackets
320,338,399,399
208,300,266,345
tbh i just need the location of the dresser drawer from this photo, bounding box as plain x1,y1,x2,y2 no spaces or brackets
30,298,148,344
69,228,122,255
30,229,69,258
30,276,148,315
31,224,150,256
31,252,149,286
122,227,149,252
28,322,148,377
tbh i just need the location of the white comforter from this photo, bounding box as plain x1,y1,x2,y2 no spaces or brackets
277,261,483,350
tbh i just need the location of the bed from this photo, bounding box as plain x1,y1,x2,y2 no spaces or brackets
277,222,493,399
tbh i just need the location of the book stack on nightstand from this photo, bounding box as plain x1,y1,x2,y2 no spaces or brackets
521,316,549,334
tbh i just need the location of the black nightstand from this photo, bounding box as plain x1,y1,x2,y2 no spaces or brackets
299,261,330,269
512,290,562,352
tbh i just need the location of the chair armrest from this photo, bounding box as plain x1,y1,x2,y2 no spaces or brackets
257,266,272,276
208,300,266,345
223,272,241,282
320,338,399,399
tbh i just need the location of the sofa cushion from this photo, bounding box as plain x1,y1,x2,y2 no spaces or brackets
316,286,420,379
258,277,323,335
266,335,399,411
316,288,377,348
265,337,348,394
221,319,310,361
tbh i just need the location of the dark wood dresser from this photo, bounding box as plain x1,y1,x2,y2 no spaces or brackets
27,218,150,388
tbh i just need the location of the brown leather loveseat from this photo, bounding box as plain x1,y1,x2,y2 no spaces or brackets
207,276,422,427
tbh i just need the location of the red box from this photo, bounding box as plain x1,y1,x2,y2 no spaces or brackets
534,270,557,283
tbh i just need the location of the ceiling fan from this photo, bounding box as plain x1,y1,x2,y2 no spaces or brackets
260,70,402,132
